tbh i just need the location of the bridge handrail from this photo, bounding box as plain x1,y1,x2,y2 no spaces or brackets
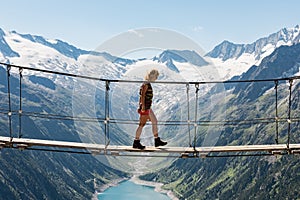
1,62,299,84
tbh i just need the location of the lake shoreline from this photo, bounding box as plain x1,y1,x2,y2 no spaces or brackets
93,175,179,200
130,175,179,200
92,177,129,199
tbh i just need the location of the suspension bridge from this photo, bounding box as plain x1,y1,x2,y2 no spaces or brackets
0,62,299,158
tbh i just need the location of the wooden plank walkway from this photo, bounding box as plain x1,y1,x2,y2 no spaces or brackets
1,136,300,156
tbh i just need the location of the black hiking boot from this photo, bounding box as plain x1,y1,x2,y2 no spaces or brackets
155,137,167,147
133,139,145,150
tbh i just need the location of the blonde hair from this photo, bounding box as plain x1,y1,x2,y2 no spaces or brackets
145,69,159,81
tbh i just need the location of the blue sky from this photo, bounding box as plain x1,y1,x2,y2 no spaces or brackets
1,0,299,53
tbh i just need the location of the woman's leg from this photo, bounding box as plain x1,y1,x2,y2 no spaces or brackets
149,109,167,147
135,115,149,140
149,109,158,138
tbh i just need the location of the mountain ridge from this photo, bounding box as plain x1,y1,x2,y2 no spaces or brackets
206,25,300,62
0,28,20,58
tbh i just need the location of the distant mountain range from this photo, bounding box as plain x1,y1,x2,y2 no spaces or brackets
1,25,300,81
206,25,300,61
206,25,300,80
153,49,209,72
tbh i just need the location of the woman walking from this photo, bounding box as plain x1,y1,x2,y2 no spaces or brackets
133,69,167,149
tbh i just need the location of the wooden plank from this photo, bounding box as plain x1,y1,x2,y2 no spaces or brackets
0,136,10,143
0,136,299,155
13,137,106,150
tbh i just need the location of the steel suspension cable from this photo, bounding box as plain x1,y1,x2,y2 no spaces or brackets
18,68,23,138
287,79,293,149
104,81,110,147
274,80,279,144
1,62,299,85
186,84,192,147
193,84,200,150
6,110,296,127
6,65,13,140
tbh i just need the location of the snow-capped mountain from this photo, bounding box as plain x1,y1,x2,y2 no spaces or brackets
0,28,135,78
153,49,208,73
207,25,300,61
232,43,300,102
2,25,299,84
206,25,300,80
0,27,219,86
0,28,20,58
0,28,82,75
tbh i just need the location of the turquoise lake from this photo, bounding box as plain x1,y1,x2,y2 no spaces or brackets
98,180,171,200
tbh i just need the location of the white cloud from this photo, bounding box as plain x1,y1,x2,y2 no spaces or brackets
193,26,204,32
128,29,144,38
